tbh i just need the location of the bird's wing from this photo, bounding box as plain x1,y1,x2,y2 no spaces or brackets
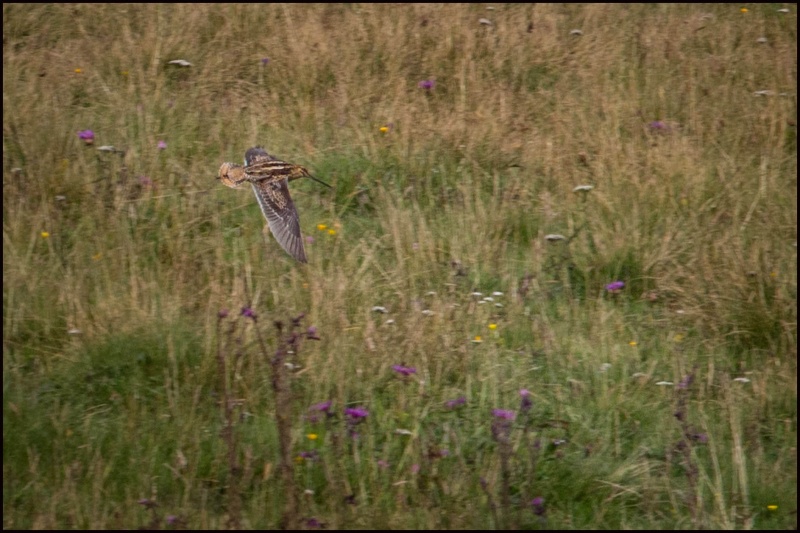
250,179,307,263
245,146,277,166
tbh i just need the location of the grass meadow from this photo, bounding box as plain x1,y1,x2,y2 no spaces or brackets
3,3,797,529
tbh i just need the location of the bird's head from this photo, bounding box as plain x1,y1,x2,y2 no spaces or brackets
218,162,247,188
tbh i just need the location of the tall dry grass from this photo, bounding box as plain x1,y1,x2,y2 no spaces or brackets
4,4,796,529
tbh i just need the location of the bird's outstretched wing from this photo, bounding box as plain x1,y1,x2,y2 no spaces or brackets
245,146,277,166
250,178,307,263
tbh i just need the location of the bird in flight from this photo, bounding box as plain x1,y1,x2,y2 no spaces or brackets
218,147,331,263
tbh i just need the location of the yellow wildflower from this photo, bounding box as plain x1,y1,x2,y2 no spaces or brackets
379,126,389,133
472,335,483,343
41,231,50,239
92,253,102,261
121,70,129,76
673,334,684,343
317,224,327,231
74,68,82,74
629,341,638,347
740,8,748,13
767,505,778,511
307,433,318,440
488,323,497,330
294,455,304,464
328,229,336,236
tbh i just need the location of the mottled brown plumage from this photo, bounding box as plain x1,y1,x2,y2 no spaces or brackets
218,147,331,263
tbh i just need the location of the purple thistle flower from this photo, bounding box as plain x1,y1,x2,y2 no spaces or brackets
311,400,332,412
77,130,95,144
165,515,179,525
218,308,229,319
344,406,369,419
305,235,314,244
677,373,694,389
261,57,270,66
648,120,667,130
306,325,320,340
305,517,323,528
418,79,435,90
241,306,256,319
605,281,625,292
410,463,420,474
492,409,516,420
530,496,546,516
157,140,167,150
445,396,467,408
137,498,157,509
520,389,533,412
392,364,417,376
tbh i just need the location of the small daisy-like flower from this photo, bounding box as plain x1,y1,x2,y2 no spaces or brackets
167,59,192,67
492,409,515,420
573,184,594,193
41,231,50,238
655,381,673,386
157,140,167,150
392,364,417,376
472,335,483,343
488,323,497,330
317,223,327,231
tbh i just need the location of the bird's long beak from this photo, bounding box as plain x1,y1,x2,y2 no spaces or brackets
308,174,333,188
